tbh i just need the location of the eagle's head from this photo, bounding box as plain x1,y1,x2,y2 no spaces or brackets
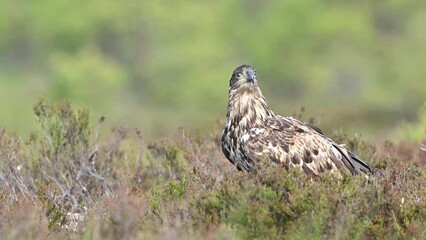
229,64,258,89
225,64,272,129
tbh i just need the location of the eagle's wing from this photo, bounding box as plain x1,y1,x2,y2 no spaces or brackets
242,116,371,176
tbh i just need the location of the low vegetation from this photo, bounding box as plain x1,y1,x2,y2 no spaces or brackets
0,101,425,239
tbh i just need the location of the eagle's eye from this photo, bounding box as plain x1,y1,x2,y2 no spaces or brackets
235,72,242,78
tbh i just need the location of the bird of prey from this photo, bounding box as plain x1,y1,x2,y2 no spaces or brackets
221,64,372,176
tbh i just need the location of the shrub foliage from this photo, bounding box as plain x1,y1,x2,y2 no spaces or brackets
0,101,425,239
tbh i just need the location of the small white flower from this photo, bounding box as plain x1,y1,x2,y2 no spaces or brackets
415,195,420,203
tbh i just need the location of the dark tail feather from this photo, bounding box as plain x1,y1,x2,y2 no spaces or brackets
347,151,373,175
332,143,373,175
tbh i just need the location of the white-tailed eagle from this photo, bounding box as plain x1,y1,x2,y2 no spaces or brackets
221,64,372,176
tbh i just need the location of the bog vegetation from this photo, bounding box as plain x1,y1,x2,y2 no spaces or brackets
0,101,425,239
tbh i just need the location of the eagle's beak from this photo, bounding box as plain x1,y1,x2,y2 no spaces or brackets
247,70,255,82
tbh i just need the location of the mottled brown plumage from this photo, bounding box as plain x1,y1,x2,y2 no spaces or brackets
221,65,372,176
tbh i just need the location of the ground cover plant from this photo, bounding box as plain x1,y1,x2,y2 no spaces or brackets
0,101,425,239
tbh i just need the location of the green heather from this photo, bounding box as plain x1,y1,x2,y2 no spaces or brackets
0,101,425,239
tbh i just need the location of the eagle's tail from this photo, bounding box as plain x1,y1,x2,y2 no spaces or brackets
347,150,373,175
333,143,373,175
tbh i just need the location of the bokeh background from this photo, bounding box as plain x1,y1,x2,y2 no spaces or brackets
1,0,425,140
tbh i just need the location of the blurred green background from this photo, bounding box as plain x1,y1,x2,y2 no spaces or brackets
1,0,425,140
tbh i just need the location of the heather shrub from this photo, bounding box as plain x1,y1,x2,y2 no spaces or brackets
0,101,425,239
